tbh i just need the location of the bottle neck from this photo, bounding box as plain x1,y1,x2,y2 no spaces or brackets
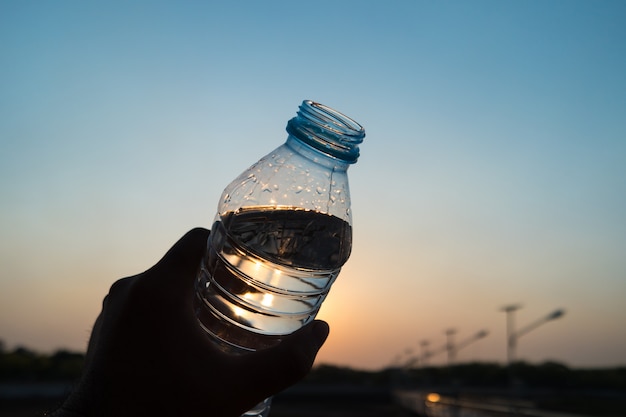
286,100,365,164
285,135,349,171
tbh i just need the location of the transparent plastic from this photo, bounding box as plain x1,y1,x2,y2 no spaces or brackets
194,100,365,416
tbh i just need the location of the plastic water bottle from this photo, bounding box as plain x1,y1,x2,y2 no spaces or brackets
194,100,365,416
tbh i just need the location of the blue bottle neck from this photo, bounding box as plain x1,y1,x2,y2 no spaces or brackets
285,100,365,164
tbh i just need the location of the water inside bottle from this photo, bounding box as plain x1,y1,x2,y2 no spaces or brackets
195,206,351,351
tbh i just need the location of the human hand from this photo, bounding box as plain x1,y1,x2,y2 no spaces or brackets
52,228,329,417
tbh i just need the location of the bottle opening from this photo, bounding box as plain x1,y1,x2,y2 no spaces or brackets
286,100,365,163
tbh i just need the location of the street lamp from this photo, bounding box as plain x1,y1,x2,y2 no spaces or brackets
413,328,489,368
443,328,489,365
420,340,430,367
500,304,566,364
445,329,457,365
501,304,522,365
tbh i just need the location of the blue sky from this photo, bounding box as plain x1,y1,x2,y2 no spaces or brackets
1,1,625,369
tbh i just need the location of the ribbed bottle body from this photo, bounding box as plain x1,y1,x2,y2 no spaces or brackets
195,206,351,351
194,100,364,417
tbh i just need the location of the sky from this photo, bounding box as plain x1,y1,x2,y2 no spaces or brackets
1,1,625,371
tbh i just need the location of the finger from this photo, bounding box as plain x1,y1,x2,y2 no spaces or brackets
238,320,330,398
141,228,210,298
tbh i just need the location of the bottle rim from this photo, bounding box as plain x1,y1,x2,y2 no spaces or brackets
286,100,365,163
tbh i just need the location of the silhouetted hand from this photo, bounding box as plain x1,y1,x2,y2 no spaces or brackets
50,228,329,417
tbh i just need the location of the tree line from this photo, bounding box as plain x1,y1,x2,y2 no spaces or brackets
2,341,625,392
0,342,84,381
305,362,626,391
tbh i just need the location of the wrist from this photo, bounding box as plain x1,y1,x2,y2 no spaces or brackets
47,406,88,417
47,370,105,417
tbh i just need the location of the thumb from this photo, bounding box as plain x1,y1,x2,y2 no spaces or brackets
142,227,210,297
239,320,330,399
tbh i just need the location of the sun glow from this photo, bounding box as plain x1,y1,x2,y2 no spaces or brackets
261,293,274,307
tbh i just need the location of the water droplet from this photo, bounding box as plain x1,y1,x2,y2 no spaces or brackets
295,185,304,194
316,186,324,194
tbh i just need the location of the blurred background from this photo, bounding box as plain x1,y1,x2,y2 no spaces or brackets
1,1,625,415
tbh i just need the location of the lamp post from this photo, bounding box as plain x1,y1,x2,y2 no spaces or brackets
410,329,489,368
420,340,430,367
500,305,566,364
445,329,457,365
501,304,522,365
443,328,489,365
